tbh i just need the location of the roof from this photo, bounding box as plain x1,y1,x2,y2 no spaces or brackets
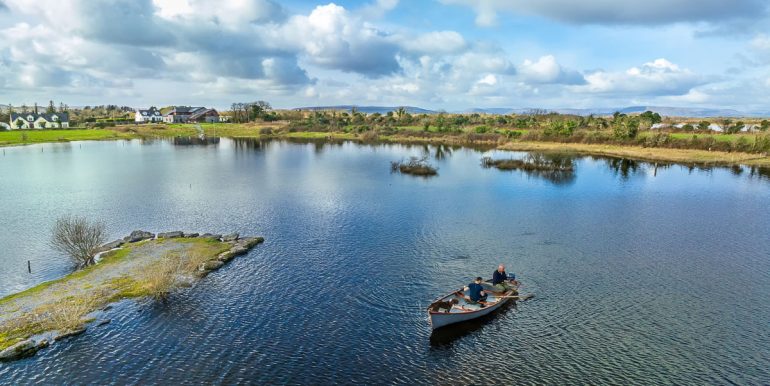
11,112,69,122
188,108,218,120
137,107,161,116
165,106,206,115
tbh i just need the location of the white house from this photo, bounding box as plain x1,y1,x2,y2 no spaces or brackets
10,112,70,129
708,123,723,132
135,107,163,123
740,124,760,132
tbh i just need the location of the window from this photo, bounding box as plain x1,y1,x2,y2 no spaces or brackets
27,115,34,121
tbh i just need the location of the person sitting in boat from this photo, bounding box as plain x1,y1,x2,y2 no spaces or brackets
464,277,488,305
492,264,518,293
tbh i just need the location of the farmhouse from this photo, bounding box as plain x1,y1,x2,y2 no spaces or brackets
10,112,70,129
162,106,219,123
135,107,163,123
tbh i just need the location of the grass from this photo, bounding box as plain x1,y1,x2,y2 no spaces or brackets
0,129,132,147
391,156,438,176
3,124,770,167
0,237,234,351
498,141,770,167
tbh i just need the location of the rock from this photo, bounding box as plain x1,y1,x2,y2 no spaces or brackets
158,231,184,239
199,260,224,271
96,319,111,327
229,246,249,257
217,251,235,262
102,305,113,311
102,239,125,250
222,233,239,242
199,233,222,240
54,327,86,341
0,339,39,362
124,230,155,243
184,232,199,238
236,237,265,249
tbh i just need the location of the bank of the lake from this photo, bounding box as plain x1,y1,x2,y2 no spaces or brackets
4,124,769,167
0,232,263,361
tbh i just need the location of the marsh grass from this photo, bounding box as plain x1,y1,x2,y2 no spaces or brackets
391,156,438,176
143,253,184,300
481,153,574,172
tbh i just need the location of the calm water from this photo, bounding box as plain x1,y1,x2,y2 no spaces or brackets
1,138,769,385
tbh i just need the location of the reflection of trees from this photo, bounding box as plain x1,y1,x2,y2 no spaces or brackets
419,144,455,160
748,167,770,181
233,138,267,151
604,158,641,180
172,136,220,146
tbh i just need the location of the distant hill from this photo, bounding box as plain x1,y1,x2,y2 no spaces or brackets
466,106,768,118
293,105,436,114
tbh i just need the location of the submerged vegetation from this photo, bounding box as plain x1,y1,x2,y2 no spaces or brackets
482,153,576,185
391,156,438,176
481,153,574,172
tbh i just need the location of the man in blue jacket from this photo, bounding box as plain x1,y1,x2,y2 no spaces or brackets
492,264,517,293
464,277,488,305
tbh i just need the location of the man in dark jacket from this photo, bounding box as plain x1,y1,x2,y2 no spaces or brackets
492,264,517,293
464,277,488,304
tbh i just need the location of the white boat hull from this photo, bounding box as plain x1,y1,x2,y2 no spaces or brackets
428,283,517,330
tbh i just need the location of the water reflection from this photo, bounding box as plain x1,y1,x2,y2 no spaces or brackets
483,153,577,186
172,136,220,146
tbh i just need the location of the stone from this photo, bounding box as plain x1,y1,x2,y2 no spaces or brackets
158,231,184,239
54,327,86,341
184,232,199,238
236,237,265,249
217,251,235,262
124,230,155,243
222,233,239,242
199,233,222,240
0,339,39,362
229,246,249,257
102,239,125,250
96,319,111,327
199,260,224,271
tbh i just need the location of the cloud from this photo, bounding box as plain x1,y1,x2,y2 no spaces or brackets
518,55,584,85
359,0,399,19
574,58,706,96
440,0,768,26
400,31,467,55
0,1,7,11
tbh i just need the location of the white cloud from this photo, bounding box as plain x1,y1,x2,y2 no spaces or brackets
574,58,705,96
518,55,584,85
400,31,467,55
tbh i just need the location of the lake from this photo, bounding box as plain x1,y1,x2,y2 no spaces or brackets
1,138,769,384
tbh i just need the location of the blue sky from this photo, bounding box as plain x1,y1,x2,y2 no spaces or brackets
0,0,769,111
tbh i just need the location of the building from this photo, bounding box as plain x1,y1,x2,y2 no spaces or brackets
162,106,219,123
187,108,219,123
135,107,163,123
10,112,70,129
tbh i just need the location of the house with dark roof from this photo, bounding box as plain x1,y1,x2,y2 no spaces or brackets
135,107,163,123
10,112,70,129
162,106,219,123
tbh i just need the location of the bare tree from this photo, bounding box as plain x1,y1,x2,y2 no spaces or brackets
50,215,107,267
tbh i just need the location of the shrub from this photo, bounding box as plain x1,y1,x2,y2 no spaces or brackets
361,131,379,142
50,215,107,268
259,127,273,135
390,156,438,176
143,254,183,300
474,125,490,134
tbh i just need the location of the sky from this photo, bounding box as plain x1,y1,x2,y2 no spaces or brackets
0,0,769,111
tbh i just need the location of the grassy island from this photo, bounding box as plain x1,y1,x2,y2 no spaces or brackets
0,233,263,361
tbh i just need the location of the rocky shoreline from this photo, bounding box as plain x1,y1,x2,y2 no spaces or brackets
0,230,264,363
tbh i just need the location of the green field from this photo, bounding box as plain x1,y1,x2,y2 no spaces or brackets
0,129,131,146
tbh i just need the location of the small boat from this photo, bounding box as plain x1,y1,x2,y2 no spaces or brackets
427,281,519,330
